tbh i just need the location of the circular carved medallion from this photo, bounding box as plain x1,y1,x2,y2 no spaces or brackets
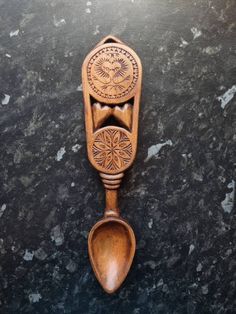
87,46,139,101
92,128,133,173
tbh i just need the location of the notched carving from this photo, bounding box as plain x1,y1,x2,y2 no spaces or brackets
92,103,112,129
92,102,132,130
112,103,132,130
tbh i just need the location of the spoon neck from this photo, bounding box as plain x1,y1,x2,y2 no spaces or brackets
99,172,124,217
105,189,120,217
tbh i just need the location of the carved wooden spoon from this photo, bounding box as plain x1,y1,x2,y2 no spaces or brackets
88,187,135,293
82,35,142,293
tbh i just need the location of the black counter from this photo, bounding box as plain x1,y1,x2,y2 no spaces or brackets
0,0,236,313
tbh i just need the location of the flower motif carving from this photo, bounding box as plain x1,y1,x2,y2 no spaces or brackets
92,128,132,172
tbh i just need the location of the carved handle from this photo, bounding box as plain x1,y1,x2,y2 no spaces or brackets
100,172,124,217
82,35,142,218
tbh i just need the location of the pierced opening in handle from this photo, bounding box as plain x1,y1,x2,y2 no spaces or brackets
96,35,123,46
91,96,134,131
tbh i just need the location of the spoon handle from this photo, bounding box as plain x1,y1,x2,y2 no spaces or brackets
99,172,124,217
82,35,142,217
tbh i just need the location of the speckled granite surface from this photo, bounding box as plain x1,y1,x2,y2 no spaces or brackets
0,0,236,313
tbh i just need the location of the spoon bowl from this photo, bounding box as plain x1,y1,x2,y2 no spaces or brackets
88,216,136,293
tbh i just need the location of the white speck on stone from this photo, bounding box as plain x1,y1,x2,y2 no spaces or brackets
202,45,222,55
148,218,153,229
180,37,188,48
23,249,34,261
218,176,226,183
93,25,100,35
1,94,10,105
34,247,47,260
225,248,232,256
217,85,236,109
28,293,42,303
71,182,75,187
162,284,169,293
66,259,77,273
191,27,202,39
85,8,91,14
196,262,203,272
64,50,73,58
86,1,92,5
202,284,209,295
51,225,64,246
189,244,195,255
53,16,66,27
193,172,203,182
55,147,66,161
80,230,88,238
5,53,11,58
0,204,7,218
157,278,164,287
76,84,83,91
72,144,81,152
221,180,235,213
144,140,173,162
10,29,19,37
144,260,157,269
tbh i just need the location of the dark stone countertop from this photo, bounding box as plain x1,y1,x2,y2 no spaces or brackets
0,0,236,313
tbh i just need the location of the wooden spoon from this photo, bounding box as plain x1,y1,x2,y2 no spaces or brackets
88,190,136,293
82,35,142,293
